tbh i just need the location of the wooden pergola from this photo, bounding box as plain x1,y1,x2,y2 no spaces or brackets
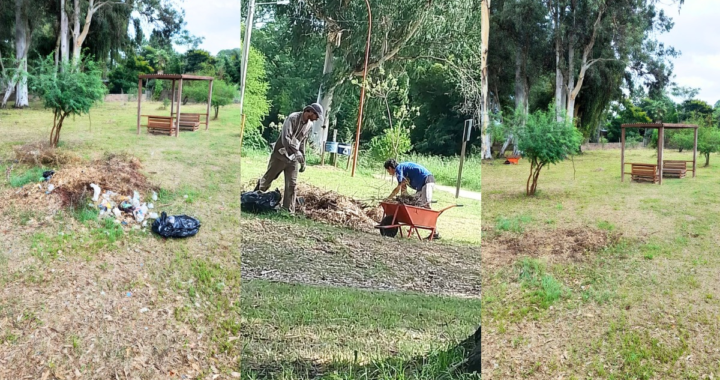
621,123,698,185
136,74,214,137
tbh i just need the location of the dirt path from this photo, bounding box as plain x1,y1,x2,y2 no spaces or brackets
372,174,481,201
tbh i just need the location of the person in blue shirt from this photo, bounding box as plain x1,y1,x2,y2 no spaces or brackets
383,159,439,239
384,159,436,207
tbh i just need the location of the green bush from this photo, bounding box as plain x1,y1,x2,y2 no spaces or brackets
516,106,583,195
368,124,413,162
30,56,107,147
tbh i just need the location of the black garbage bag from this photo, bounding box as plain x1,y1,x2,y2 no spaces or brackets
151,212,201,238
241,189,282,213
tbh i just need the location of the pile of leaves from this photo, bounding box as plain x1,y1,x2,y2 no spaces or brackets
296,184,382,232
4,152,156,215
13,142,81,166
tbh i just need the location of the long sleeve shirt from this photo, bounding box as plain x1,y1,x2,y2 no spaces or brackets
273,111,313,161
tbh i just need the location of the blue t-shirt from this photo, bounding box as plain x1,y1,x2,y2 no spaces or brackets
395,162,432,191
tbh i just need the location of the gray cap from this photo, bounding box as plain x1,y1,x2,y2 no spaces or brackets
304,103,324,118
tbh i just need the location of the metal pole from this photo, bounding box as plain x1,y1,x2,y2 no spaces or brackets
351,0,372,177
456,120,472,198
238,0,255,119
136,78,142,135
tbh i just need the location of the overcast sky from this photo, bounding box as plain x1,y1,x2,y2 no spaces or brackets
658,0,720,105
177,0,241,55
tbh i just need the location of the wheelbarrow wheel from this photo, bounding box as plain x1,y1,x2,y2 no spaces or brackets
379,215,399,238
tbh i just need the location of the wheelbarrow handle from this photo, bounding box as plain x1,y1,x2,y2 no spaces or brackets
437,204,460,214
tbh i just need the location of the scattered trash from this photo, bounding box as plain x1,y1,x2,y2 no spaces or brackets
42,170,55,181
147,203,154,209
152,191,158,201
149,212,159,219
126,292,132,297
151,212,201,238
240,189,282,214
46,184,55,194
90,183,101,201
139,307,149,313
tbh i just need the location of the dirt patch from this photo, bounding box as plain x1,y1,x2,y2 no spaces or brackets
482,227,619,267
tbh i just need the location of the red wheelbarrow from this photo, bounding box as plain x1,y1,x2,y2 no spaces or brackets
375,201,458,241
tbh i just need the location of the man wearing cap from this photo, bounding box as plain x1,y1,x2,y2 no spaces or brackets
255,103,323,213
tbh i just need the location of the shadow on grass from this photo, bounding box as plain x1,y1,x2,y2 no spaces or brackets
242,327,481,380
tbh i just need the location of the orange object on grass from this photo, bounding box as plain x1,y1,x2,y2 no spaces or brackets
507,156,520,164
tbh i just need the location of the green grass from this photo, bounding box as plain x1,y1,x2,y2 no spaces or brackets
242,280,480,379
495,214,532,233
9,166,46,188
482,148,720,378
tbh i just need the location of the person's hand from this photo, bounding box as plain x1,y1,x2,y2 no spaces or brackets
296,152,305,165
299,163,306,173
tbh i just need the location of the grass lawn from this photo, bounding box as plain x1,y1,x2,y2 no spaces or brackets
482,148,720,379
0,101,480,379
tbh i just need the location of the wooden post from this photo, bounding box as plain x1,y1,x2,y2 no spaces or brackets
658,126,664,185
456,120,472,198
321,143,326,165
136,78,143,135
176,79,183,138
620,126,625,182
693,126,698,178
206,79,213,130
170,79,176,117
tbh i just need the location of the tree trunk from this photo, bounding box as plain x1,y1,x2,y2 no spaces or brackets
72,0,81,61
567,7,604,122
60,0,70,64
554,6,564,121
705,152,710,167
14,0,30,108
214,105,219,119
480,0,492,159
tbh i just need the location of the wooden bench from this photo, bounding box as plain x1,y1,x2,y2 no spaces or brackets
144,115,176,136
625,163,659,183
662,160,689,178
178,113,201,131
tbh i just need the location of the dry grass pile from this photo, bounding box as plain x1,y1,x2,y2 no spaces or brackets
393,193,426,207
296,184,382,232
12,141,81,166
3,152,157,218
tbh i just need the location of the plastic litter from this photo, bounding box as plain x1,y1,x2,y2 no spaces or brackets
149,212,159,219
46,184,55,194
41,170,55,181
240,189,282,213
152,191,158,201
151,212,201,238
90,183,101,201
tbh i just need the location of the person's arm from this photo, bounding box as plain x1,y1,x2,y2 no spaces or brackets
387,179,409,199
280,115,298,155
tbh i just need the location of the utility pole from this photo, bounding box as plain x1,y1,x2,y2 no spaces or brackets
238,0,256,119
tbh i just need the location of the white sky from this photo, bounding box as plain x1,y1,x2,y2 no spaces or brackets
658,0,720,105
175,0,241,55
